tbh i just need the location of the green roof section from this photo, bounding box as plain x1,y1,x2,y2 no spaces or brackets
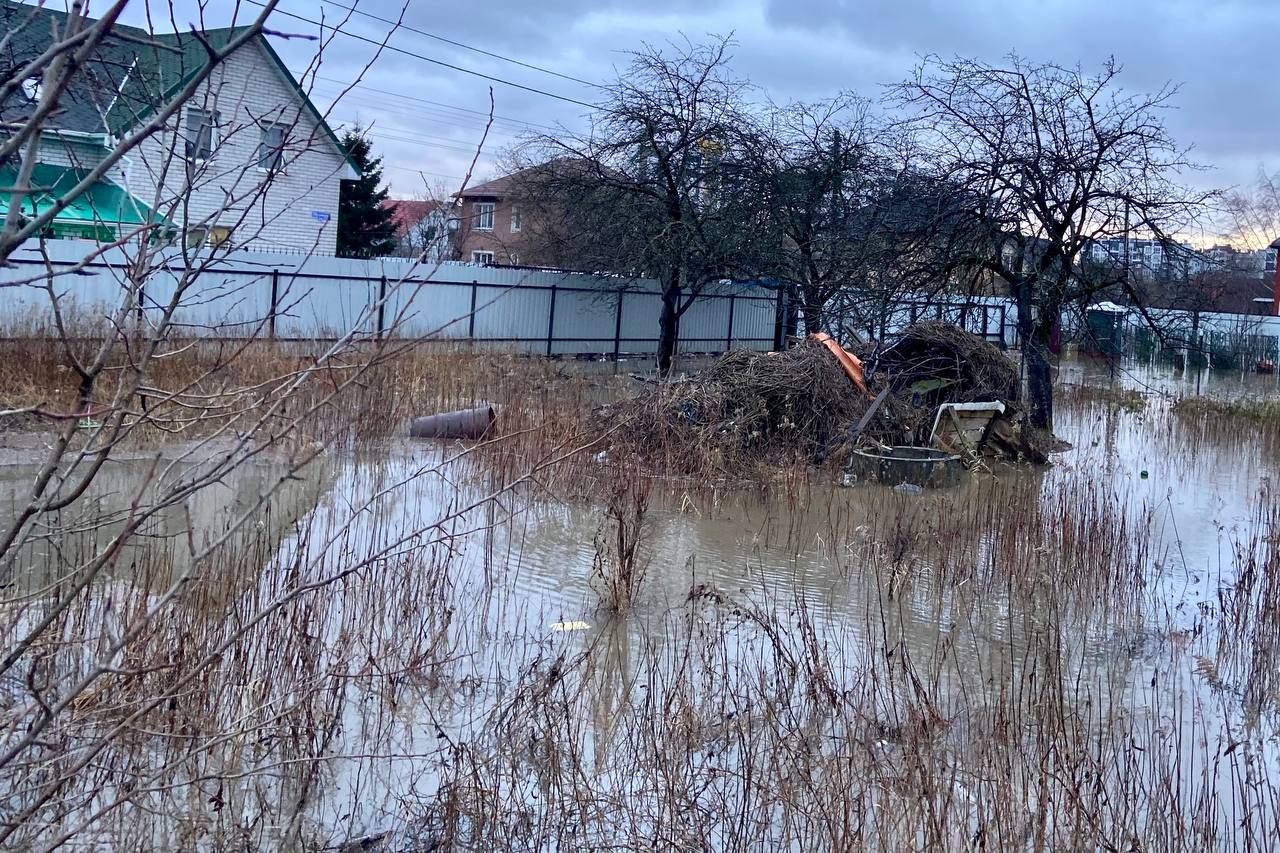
0,163,169,240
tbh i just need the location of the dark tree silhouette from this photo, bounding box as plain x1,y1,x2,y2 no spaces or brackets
337,128,396,258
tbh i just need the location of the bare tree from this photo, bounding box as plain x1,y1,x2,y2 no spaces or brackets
519,37,771,373
893,55,1209,430
739,95,918,337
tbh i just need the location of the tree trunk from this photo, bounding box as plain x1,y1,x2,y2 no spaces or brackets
802,288,824,336
1025,315,1055,432
656,279,681,375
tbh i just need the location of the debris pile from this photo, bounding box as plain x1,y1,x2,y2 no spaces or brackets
596,339,872,469
597,322,1050,475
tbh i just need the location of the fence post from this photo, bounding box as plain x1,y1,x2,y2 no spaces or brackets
467,280,478,339
613,290,625,360
725,293,736,352
268,269,279,340
546,282,558,357
376,274,387,340
772,287,786,351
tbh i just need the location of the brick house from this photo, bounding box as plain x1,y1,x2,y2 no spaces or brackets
0,0,355,253
453,161,591,267
452,170,535,266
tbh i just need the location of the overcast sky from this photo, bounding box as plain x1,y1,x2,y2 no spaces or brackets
127,0,1278,222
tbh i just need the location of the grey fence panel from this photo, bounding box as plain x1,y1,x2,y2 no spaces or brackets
615,290,665,355
731,293,778,347
472,285,553,353
163,269,275,335
677,295,730,352
275,275,377,339
389,280,473,339
549,287,623,356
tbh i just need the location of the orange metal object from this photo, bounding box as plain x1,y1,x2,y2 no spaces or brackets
809,332,868,395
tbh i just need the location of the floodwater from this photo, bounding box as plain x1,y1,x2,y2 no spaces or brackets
3,356,1280,849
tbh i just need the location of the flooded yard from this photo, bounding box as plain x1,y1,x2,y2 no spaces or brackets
3,356,1280,850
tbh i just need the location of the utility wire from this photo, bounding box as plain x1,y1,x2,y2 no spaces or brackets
247,0,597,110
305,0,599,89
304,73,557,133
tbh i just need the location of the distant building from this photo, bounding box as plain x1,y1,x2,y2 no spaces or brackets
451,161,593,268
1086,238,1273,282
381,199,452,261
452,169,538,266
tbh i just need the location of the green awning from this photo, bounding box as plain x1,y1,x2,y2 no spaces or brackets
0,162,169,240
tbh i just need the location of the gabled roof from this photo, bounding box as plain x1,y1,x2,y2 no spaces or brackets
0,0,354,177
0,0,138,135
381,198,446,237
456,159,594,200
457,172,520,199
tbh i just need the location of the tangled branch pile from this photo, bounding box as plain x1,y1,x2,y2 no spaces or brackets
875,321,1019,403
596,323,1037,476
596,340,876,472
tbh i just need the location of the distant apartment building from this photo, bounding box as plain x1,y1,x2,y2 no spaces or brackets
1086,238,1275,281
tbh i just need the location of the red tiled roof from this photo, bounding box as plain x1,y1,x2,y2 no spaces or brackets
381,199,444,237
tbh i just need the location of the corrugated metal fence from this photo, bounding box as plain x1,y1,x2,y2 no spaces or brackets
0,244,783,357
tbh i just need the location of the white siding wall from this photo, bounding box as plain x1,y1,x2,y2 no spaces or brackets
34,135,108,172
122,41,348,254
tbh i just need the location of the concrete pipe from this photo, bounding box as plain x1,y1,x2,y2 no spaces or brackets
409,404,496,439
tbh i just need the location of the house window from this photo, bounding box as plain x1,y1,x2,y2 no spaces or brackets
185,108,219,160
472,250,494,265
208,226,233,248
258,124,288,172
474,202,494,231
510,205,521,233
509,252,520,265
184,226,233,248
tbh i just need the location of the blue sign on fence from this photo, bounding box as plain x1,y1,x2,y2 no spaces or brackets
311,211,331,223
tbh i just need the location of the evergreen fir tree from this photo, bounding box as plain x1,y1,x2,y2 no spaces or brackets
337,128,397,257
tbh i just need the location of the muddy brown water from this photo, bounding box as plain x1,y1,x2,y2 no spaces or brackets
2,356,1279,848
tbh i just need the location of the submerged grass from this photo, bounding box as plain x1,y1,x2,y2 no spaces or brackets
1058,381,1149,412
4,341,1280,850
1173,394,1280,421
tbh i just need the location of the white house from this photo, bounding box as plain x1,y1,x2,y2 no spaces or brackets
0,0,356,253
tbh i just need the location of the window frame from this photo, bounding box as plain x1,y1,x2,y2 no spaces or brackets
474,202,495,231
509,205,521,233
472,250,495,265
184,107,219,161
257,122,290,173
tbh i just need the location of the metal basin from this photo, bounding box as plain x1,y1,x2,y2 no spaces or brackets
848,445,963,489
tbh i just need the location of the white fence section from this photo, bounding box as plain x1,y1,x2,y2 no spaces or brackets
864,295,1018,348
0,242,782,357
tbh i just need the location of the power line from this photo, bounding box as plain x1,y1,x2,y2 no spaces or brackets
305,0,599,89
329,123,504,156
304,75,553,134
247,0,597,110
